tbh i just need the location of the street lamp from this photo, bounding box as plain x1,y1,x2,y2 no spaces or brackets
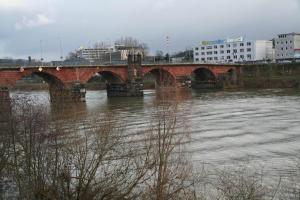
166,36,171,63
40,40,44,67
59,37,64,65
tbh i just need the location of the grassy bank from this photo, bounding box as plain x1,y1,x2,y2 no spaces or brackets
241,63,300,89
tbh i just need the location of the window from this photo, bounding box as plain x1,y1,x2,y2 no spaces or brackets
247,42,251,46
233,55,237,59
214,51,218,54
233,49,237,53
220,45,224,48
201,52,205,55
227,50,231,53
195,47,199,51
247,48,251,52
201,58,205,61
240,43,244,47
206,46,212,49
207,51,213,55
240,55,244,59
227,56,231,59
221,56,224,60
220,50,224,54
195,58,199,61
247,54,251,59
240,49,244,52
195,52,199,56
214,57,218,60
214,45,218,49
226,44,231,48
201,47,205,50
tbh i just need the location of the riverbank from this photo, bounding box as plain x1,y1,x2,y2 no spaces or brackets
241,63,300,89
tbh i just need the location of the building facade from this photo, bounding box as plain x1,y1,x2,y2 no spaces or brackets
76,45,145,62
194,37,274,63
274,33,300,61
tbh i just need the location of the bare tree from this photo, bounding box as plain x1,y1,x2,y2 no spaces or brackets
115,36,149,57
214,166,268,200
142,94,196,200
115,37,140,48
5,97,156,199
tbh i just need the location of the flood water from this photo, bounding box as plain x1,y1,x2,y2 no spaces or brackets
10,88,300,180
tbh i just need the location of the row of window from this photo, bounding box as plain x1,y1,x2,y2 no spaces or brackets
277,53,295,57
195,48,252,56
195,54,252,61
276,40,293,45
278,35,287,38
278,46,294,50
195,42,252,51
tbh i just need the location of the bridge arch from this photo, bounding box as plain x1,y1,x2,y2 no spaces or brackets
191,67,218,89
223,68,237,85
191,67,216,81
17,70,69,102
143,68,176,87
87,70,125,84
18,70,66,88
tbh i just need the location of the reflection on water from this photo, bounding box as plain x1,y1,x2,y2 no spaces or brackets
10,88,300,178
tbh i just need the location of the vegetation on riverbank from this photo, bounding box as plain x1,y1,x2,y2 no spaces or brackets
1,93,300,199
241,63,300,89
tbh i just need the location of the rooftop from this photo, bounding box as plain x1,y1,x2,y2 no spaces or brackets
278,32,300,36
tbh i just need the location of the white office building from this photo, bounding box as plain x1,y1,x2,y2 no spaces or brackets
194,37,274,63
274,32,300,61
76,45,145,61
76,47,113,61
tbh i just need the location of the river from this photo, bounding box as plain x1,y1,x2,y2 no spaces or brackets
10,88,300,181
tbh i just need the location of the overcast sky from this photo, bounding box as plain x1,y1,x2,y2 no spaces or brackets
0,0,300,61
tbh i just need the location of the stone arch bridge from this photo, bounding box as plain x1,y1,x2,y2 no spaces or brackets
0,57,241,101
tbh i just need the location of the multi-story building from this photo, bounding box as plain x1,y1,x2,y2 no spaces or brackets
76,45,145,62
274,32,300,61
76,46,113,61
194,37,274,63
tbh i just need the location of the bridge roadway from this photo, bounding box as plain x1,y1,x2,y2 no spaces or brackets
0,62,241,101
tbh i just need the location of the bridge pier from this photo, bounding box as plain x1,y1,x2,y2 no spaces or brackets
106,80,143,97
175,76,192,88
49,82,86,102
107,54,144,97
0,87,10,109
0,87,12,132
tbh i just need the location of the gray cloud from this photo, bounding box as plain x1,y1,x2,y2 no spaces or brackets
0,0,300,60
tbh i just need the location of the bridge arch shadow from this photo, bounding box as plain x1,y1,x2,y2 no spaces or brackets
191,67,220,89
86,71,125,90
17,71,67,101
143,68,176,89
222,68,237,86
